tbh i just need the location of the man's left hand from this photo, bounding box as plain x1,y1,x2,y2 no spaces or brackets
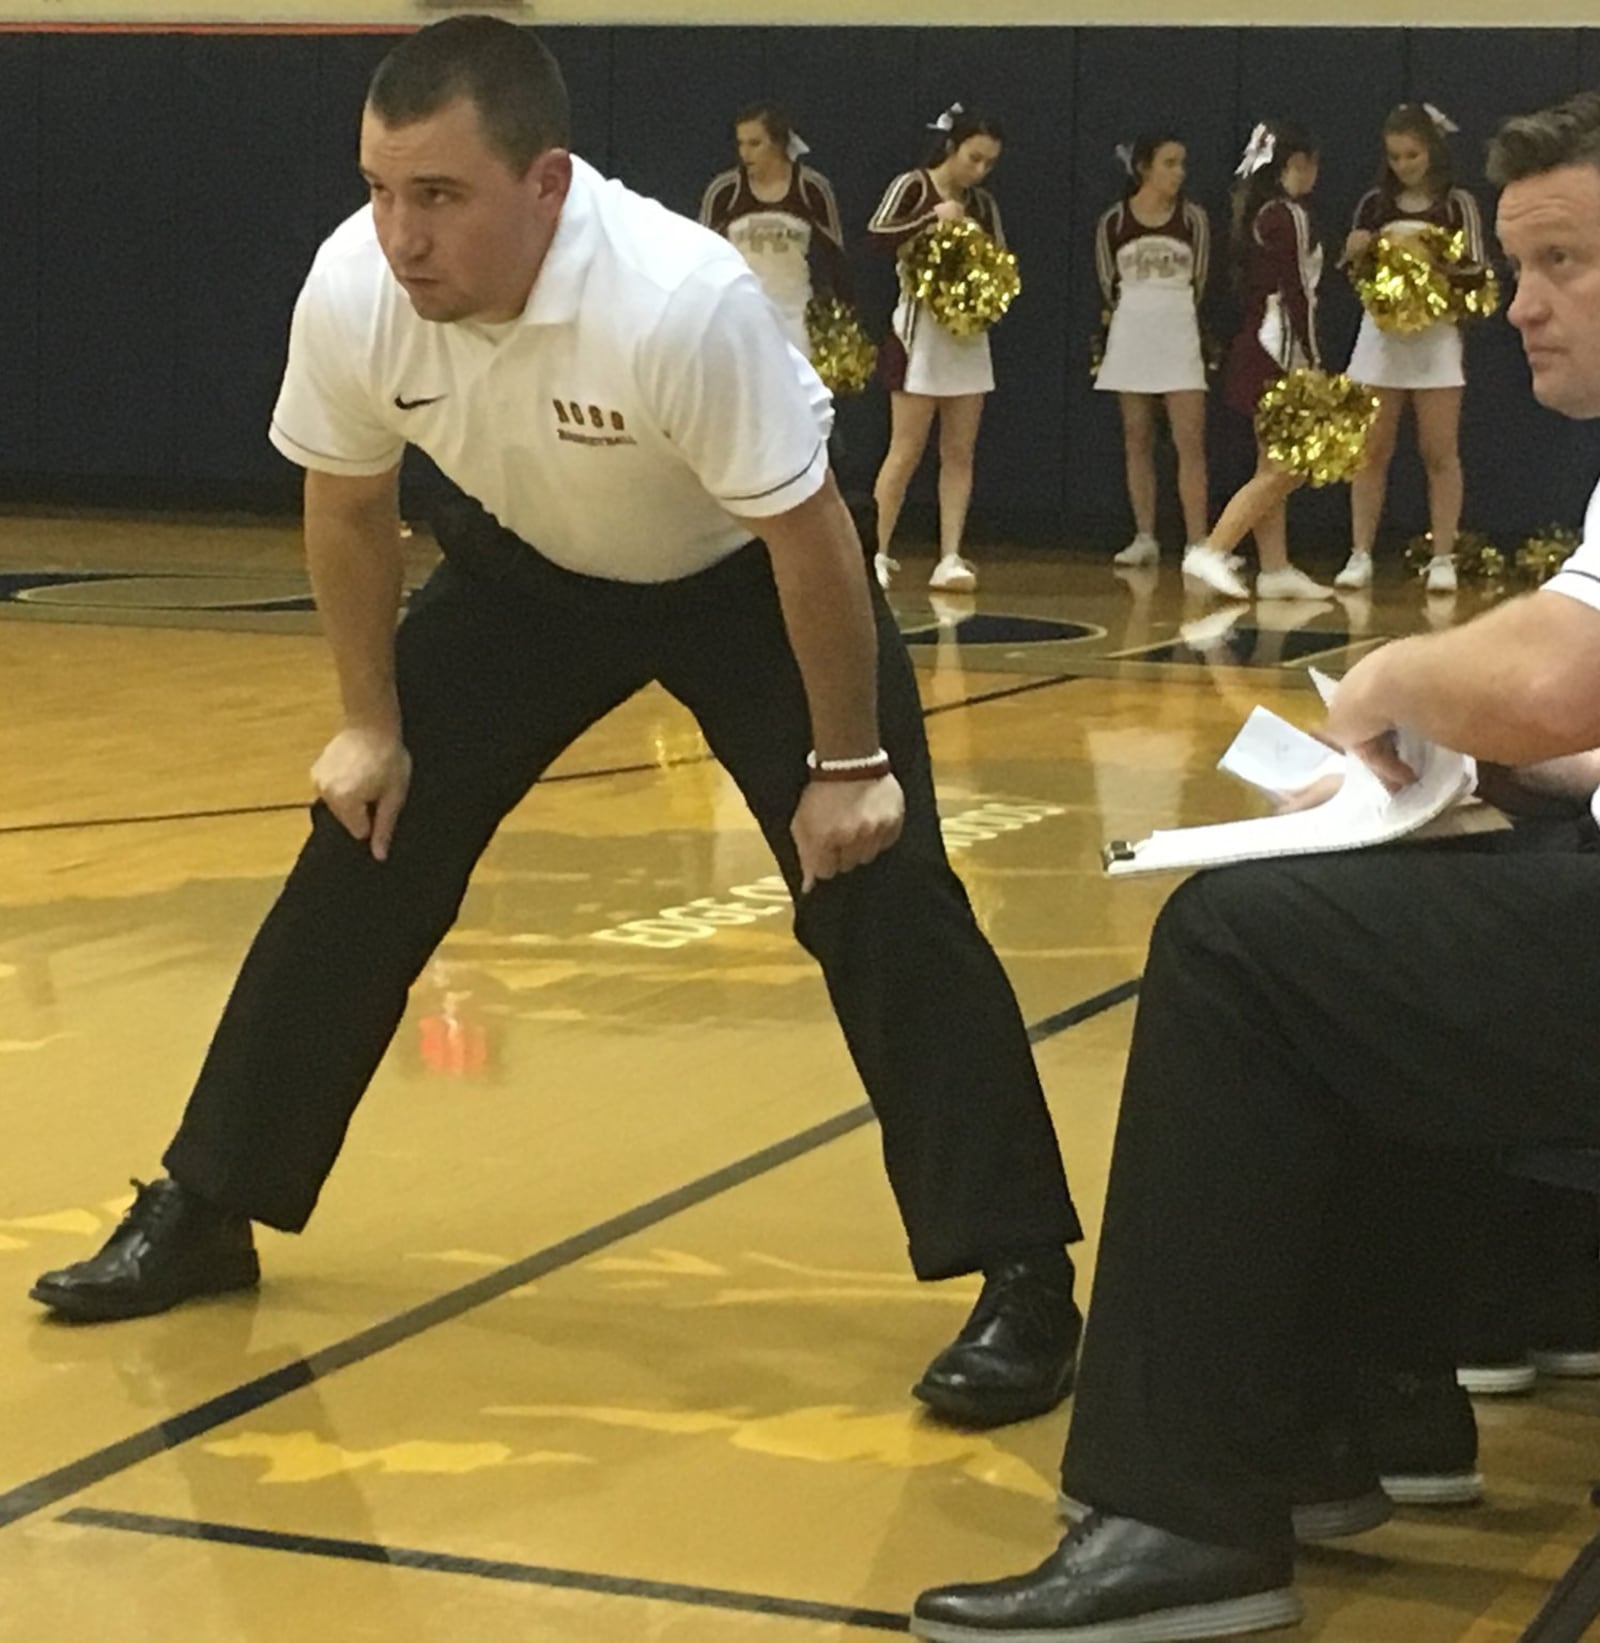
792,775,906,894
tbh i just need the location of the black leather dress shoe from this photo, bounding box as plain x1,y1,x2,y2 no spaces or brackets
911,1511,1301,1641
914,1254,1082,1428
30,1178,259,1322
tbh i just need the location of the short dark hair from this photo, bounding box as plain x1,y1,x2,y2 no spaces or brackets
1488,91,1600,188
367,16,571,174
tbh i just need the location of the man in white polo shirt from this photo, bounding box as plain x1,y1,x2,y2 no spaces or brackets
31,16,1084,1430
913,91,1600,1643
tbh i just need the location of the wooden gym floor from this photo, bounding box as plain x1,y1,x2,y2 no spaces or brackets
0,511,1596,1642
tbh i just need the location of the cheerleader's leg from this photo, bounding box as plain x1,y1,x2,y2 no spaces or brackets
1415,386,1466,558
873,391,938,558
1349,390,1405,560
1164,390,1209,546
1207,443,1302,565
935,392,986,564
1119,393,1159,539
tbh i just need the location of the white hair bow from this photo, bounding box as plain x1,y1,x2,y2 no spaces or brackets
1114,142,1136,177
928,102,965,133
786,131,812,161
1235,122,1276,179
1422,102,1460,136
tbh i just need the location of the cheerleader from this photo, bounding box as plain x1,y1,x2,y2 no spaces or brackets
1336,103,1487,595
1183,121,1334,602
1096,133,1212,569
699,102,851,359
867,107,1007,593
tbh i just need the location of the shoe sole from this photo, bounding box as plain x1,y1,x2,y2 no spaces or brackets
1380,1470,1484,1506
1531,1349,1600,1378
1058,1491,1390,1546
1181,567,1250,602
914,1364,1075,1429
1289,1489,1393,1541
930,575,977,593
1255,586,1333,603
911,1589,1304,1642
30,1258,261,1323
1456,1363,1537,1396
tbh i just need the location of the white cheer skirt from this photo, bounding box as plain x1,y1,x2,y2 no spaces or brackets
1347,312,1465,391
1096,286,1206,395
894,297,995,398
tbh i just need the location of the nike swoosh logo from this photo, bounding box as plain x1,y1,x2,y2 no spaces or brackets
393,394,446,411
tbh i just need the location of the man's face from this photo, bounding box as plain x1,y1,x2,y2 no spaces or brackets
1501,163,1600,418
360,97,570,324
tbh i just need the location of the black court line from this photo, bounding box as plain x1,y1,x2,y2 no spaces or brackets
0,669,1084,840
0,975,1138,1534
0,758,673,839
1027,977,1140,1043
60,1509,911,1633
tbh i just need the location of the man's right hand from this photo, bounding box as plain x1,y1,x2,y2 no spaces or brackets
311,726,413,862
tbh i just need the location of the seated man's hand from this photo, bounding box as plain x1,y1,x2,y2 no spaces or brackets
1321,648,1418,793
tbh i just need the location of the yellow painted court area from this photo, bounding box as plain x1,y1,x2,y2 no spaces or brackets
1,516,1596,1641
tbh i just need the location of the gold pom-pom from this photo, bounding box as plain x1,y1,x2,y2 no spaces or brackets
1456,531,1506,584
1515,524,1580,585
1452,262,1501,323
1351,227,1500,332
901,219,1021,338
1254,369,1379,487
1350,228,1457,334
805,297,877,396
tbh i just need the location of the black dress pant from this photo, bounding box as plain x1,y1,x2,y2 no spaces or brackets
164,497,1081,1280
1061,822,1600,1548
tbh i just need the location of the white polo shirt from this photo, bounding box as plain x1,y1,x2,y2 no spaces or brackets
1546,479,1600,616
269,157,834,583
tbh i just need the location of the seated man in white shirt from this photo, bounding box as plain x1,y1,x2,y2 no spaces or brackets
914,90,1600,1642
30,16,1085,1431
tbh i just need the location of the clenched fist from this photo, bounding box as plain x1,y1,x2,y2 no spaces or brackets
311,726,414,862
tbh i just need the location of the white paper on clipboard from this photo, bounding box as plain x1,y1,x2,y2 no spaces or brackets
1103,669,1478,877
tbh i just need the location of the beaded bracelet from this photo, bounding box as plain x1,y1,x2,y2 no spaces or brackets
806,749,893,783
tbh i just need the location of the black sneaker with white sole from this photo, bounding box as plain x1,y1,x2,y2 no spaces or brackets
1362,1369,1484,1506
